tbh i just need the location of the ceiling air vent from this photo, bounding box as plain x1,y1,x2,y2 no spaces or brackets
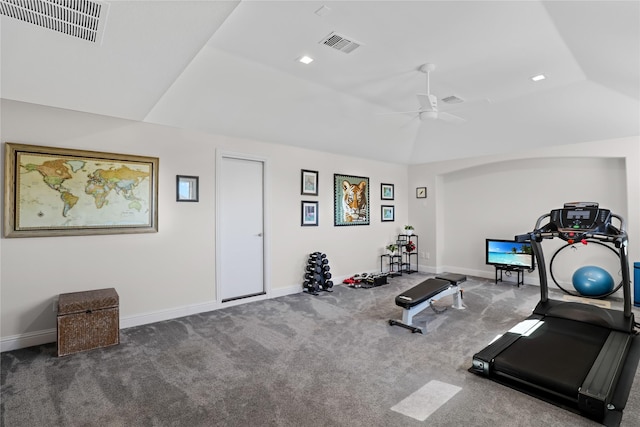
319,32,361,54
0,0,109,43
442,95,464,104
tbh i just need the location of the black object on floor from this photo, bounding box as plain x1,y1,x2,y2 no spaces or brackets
303,252,333,295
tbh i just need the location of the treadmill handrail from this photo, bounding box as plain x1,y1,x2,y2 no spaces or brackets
534,213,551,230
518,209,632,318
611,213,626,233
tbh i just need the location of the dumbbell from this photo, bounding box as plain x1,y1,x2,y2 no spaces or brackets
304,272,322,281
306,265,322,273
303,279,319,291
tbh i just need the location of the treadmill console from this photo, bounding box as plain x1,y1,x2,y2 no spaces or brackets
548,202,611,242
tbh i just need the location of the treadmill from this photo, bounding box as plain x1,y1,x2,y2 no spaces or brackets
471,202,638,423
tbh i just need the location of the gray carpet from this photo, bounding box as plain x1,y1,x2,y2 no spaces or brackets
2,274,640,426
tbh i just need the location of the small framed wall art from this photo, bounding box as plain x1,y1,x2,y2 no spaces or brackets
381,205,395,222
177,175,199,202
381,183,394,200
416,187,427,199
301,201,318,226
301,169,318,196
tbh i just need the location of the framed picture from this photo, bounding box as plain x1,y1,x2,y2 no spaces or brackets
416,187,427,198
381,205,395,222
4,142,159,238
381,183,394,200
334,173,369,226
176,175,199,202
301,200,318,226
301,169,318,196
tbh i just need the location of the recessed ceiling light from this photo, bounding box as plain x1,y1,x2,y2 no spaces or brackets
298,56,314,65
531,74,546,82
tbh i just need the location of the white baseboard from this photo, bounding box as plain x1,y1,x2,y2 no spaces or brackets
1,285,302,353
121,284,302,328
0,328,57,353
270,284,302,298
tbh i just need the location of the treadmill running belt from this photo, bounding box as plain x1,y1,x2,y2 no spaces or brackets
493,316,610,399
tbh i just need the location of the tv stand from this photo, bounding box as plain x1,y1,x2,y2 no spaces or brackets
494,266,524,287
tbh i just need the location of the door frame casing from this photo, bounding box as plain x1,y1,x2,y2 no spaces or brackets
215,150,271,303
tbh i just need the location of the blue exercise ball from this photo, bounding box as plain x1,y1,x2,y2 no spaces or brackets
572,266,614,296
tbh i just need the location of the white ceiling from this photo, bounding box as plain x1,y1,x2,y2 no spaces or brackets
2,0,639,164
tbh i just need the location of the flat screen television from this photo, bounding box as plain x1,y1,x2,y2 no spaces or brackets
486,239,534,270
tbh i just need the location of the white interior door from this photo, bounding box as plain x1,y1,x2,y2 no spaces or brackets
218,155,265,302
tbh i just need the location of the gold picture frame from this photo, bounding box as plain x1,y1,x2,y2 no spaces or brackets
4,142,159,238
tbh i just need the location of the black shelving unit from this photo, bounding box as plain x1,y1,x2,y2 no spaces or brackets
397,234,418,274
380,253,402,276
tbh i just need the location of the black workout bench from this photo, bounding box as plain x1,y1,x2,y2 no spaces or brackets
389,273,466,333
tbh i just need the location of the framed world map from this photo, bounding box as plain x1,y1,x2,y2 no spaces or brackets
4,143,159,238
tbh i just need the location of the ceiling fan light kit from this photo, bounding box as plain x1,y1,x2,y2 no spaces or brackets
420,111,438,120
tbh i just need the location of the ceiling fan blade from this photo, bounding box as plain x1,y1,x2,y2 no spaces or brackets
416,93,436,111
378,109,422,115
437,111,466,124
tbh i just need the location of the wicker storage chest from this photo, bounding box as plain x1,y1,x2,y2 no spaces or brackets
57,288,119,357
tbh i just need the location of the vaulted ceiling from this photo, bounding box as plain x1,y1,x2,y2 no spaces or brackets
2,1,639,164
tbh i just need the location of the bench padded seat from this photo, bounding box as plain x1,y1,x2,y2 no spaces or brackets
436,273,467,285
395,278,451,309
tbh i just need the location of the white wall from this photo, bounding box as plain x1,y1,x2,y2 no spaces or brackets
2,99,638,351
0,100,409,350
408,137,640,293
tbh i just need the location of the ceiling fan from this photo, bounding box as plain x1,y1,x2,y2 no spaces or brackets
383,63,466,124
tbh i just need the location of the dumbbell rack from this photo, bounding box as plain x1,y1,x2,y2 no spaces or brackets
303,252,334,295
